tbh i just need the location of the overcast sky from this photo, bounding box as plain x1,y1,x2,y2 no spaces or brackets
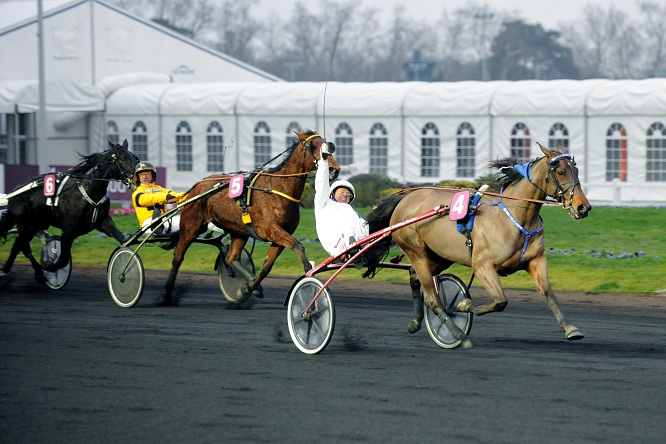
0,0,647,32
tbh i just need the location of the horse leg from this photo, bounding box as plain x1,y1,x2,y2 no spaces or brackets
407,267,424,334
41,233,74,272
242,243,287,300
1,229,45,283
97,215,127,243
164,230,198,306
457,263,508,316
411,258,475,348
527,255,584,340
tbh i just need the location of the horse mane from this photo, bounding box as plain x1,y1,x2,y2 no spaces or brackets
68,152,105,175
264,129,318,174
484,156,529,190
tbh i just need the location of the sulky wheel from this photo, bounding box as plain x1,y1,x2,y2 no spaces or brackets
218,248,255,304
287,276,335,355
40,234,72,290
424,274,473,349
107,247,145,308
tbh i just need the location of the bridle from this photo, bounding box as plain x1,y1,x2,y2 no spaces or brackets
105,148,139,188
303,133,335,171
545,154,580,210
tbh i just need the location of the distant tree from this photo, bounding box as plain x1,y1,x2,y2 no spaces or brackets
637,1,666,77
489,20,579,80
560,4,639,79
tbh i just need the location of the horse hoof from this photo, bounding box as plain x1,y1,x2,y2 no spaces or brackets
0,269,7,278
461,338,476,349
407,319,421,334
565,326,584,340
35,274,47,285
456,298,473,313
252,287,264,299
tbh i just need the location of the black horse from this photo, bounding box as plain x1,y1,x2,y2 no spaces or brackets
0,139,138,283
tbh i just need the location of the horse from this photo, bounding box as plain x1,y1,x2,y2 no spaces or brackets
363,143,592,348
163,130,340,305
0,140,138,283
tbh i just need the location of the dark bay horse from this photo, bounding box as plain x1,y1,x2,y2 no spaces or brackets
0,140,138,283
364,143,591,347
164,130,340,304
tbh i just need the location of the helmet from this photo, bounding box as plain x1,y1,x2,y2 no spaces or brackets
330,180,356,203
134,161,157,183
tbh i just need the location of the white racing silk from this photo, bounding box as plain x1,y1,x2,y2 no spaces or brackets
314,158,369,256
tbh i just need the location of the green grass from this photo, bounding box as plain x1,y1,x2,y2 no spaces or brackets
2,206,665,294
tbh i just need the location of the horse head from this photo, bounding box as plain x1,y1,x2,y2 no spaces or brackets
296,130,340,181
537,142,592,219
107,139,139,188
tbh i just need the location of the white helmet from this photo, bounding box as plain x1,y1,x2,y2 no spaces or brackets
330,180,356,203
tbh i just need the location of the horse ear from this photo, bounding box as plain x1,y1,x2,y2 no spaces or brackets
537,142,550,156
556,143,567,154
122,139,129,150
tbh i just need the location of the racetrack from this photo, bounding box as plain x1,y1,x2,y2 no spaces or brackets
1,264,665,444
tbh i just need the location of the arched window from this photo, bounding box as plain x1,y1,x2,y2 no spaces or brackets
176,121,192,171
456,122,475,178
132,121,148,161
606,122,627,182
335,122,354,166
285,121,300,149
369,122,388,175
106,120,119,145
548,122,570,151
646,122,666,182
510,122,531,163
207,121,224,172
254,121,271,168
421,122,440,178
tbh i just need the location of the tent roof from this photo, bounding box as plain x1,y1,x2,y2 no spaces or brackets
105,83,176,115
403,81,507,116
236,82,325,116
321,82,420,117
586,78,666,116
0,80,105,113
489,79,611,116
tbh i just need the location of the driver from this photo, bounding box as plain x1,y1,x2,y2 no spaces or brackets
314,145,368,257
132,161,223,235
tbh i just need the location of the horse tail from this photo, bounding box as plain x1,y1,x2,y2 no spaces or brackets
362,194,406,279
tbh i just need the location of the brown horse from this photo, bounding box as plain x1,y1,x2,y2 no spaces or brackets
364,143,591,347
164,130,340,304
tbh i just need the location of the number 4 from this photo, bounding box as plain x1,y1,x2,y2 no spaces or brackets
449,190,470,221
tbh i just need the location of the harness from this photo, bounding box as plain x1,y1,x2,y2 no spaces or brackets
488,188,543,266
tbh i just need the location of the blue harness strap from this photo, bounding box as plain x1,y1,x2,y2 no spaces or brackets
456,192,483,234
488,188,543,267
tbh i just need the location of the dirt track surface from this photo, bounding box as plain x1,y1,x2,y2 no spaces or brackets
1,264,665,444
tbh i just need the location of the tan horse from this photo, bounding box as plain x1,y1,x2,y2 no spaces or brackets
164,130,339,304
364,143,591,348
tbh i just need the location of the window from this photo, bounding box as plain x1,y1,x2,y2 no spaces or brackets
456,122,475,178
335,123,354,166
548,122,569,151
207,121,224,172
606,122,627,182
176,121,192,171
286,121,300,149
510,122,531,163
132,121,148,160
369,123,388,175
646,122,666,182
254,121,271,168
106,120,119,145
421,122,440,178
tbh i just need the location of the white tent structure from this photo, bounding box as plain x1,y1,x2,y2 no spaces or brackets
102,78,666,205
